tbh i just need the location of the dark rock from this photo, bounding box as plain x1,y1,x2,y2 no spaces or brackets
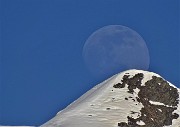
114,73,179,127
172,113,179,119
118,122,128,127
114,83,125,88
106,108,110,110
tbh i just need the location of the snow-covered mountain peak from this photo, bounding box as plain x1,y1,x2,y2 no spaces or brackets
41,69,180,127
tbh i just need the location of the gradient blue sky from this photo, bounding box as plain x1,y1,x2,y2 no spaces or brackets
0,0,179,126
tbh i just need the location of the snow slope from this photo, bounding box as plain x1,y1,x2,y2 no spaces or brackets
41,70,180,127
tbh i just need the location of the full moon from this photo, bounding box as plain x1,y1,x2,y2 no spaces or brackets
83,25,150,79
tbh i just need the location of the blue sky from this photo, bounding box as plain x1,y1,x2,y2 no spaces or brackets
0,0,179,126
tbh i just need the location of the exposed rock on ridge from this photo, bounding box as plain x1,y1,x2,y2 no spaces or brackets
114,73,179,127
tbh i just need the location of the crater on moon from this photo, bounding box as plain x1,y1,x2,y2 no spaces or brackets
83,25,150,79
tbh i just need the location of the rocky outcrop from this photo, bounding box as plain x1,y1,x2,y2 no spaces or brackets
114,73,179,127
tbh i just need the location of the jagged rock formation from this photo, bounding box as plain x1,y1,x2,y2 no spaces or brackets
41,70,180,127
114,73,179,127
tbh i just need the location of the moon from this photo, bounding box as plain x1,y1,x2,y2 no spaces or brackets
83,25,150,79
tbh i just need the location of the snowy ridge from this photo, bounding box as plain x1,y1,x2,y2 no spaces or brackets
1,70,180,127
41,70,180,127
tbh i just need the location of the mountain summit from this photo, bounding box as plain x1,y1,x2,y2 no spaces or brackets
41,70,180,127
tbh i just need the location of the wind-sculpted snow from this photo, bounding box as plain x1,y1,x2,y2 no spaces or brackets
41,70,180,127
